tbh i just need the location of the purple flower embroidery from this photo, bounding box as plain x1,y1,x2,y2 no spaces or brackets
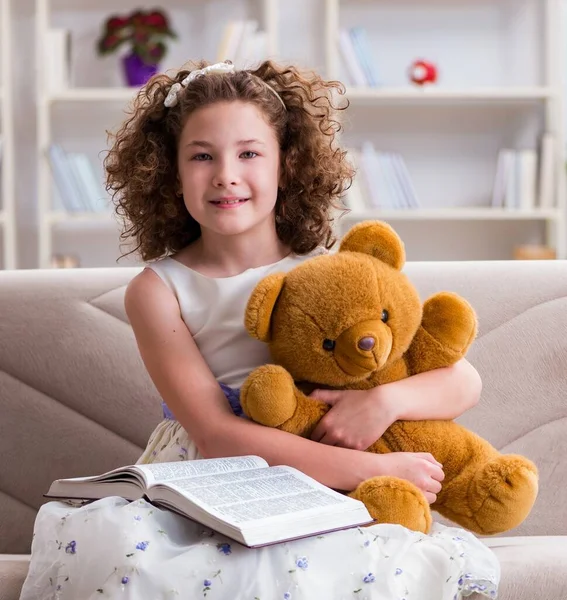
203,579,212,587
284,593,291,599
395,568,403,576
363,573,375,583
296,556,308,570
217,543,232,555
121,576,129,585
65,541,77,554
136,541,150,551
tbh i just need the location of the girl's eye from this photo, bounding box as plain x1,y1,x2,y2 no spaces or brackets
192,153,212,161
240,151,258,159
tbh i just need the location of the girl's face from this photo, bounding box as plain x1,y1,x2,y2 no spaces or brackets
177,100,281,238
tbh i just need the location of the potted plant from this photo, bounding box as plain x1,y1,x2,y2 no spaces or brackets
96,9,177,87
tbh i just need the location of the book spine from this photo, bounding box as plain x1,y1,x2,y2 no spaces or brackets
538,133,556,209
338,29,367,87
517,149,537,210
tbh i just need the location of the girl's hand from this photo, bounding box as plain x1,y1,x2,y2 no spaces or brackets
360,451,444,504
310,388,397,450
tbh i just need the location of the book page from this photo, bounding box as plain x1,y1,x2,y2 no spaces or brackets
165,466,352,524
138,456,267,486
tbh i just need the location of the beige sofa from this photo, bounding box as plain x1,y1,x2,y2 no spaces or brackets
1,262,566,600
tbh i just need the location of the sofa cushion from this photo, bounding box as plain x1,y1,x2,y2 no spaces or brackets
480,536,567,600
0,555,30,600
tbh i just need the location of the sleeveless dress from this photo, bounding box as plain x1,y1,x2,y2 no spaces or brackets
19,251,500,600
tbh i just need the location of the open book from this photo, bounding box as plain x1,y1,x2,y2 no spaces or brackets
45,456,374,548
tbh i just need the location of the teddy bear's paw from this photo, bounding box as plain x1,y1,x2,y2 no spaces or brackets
240,365,298,427
350,476,432,534
421,292,478,354
468,454,539,535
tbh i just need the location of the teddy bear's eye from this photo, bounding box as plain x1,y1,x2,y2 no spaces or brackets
322,339,336,351
381,309,389,323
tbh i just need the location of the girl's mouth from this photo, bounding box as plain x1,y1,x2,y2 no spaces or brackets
210,198,249,208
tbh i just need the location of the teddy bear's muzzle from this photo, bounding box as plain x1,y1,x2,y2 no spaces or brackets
334,320,392,377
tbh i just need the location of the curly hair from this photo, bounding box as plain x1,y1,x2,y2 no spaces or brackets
105,59,354,262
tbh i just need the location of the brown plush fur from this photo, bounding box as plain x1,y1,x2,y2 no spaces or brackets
241,221,538,535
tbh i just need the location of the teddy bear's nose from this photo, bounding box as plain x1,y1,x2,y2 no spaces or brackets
358,336,376,351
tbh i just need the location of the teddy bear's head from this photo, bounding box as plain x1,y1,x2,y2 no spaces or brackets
245,221,424,387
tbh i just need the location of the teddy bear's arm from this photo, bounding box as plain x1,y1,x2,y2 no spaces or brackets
404,292,477,375
240,364,330,438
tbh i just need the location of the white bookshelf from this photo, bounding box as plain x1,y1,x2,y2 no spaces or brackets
34,0,566,266
326,0,567,260
0,0,15,269
36,0,278,268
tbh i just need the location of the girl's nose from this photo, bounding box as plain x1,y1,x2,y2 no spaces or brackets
212,161,241,188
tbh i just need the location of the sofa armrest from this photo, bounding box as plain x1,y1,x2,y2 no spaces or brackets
0,555,30,600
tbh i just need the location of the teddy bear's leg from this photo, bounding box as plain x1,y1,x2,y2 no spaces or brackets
405,292,478,374
382,420,538,535
349,476,432,534
435,454,538,535
240,365,329,436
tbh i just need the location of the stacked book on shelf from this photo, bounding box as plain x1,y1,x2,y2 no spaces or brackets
347,133,557,215
338,27,381,87
491,133,556,210
216,20,268,68
47,144,111,214
346,144,420,211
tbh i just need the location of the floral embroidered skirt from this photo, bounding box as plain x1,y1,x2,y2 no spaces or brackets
20,420,501,600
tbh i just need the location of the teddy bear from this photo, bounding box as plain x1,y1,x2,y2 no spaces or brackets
240,220,538,535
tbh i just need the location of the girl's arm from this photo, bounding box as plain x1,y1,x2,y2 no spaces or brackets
124,269,444,501
381,358,482,419
310,360,482,449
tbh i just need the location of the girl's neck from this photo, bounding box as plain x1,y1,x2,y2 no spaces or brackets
181,224,291,278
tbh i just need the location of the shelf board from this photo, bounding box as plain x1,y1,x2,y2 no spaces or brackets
344,87,555,104
342,208,561,221
47,212,118,228
48,88,140,103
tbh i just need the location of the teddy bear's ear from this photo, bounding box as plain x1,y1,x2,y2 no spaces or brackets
339,220,405,270
244,272,286,342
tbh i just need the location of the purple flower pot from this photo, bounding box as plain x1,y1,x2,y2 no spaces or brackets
122,53,159,87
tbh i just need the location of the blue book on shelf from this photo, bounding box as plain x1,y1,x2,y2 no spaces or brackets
349,27,381,87
47,145,84,213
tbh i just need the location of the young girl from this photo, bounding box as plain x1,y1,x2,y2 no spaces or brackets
20,59,499,600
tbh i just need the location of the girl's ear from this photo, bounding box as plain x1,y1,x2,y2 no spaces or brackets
245,273,286,342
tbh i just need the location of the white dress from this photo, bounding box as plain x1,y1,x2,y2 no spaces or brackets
19,252,500,600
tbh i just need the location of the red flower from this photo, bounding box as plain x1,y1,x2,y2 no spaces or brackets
105,16,128,32
96,8,176,61
144,11,167,28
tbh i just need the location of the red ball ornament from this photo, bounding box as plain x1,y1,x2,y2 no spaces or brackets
408,60,438,86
